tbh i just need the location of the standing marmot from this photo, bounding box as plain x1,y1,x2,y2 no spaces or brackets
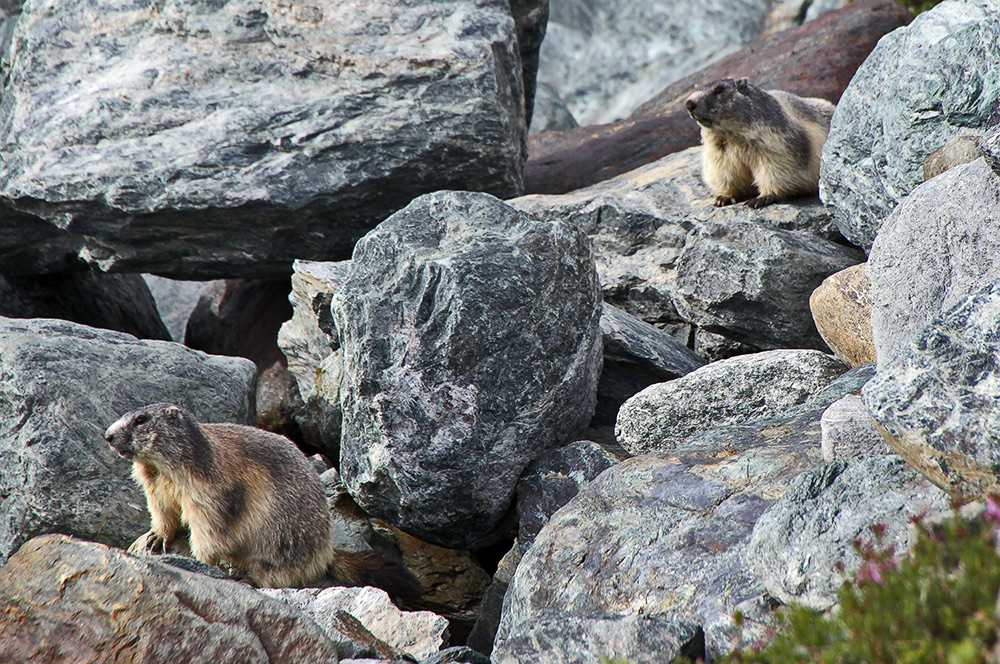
684,77,835,209
105,403,422,602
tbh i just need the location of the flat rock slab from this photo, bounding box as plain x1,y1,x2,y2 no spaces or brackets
0,0,525,278
0,316,256,562
0,535,340,663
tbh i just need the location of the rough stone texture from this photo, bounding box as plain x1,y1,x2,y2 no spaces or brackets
820,393,892,462
748,456,950,610
509,0,548,130
0,0,525,278
142,275,214,342
0,271,170,340
867,159,1000,368
529,80,579,135
0,535,341,663
333,191,602,550
0,317,256,562
615,349,847,455
525,0,911,195
420,646,491,664
819,0,1000,250
923,135,984,181
809,262,876,368
595,303,705,426
673,220,865,352
264,585,449,661
465,539,525,657
864,280,1000,499
984,123,1000,176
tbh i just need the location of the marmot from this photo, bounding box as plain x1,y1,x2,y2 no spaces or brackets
684,77,835,209
105,403,422,602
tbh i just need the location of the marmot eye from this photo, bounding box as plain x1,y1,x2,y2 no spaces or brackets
135,414,151,426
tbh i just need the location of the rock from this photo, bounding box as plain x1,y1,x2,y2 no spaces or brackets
525,0,911,195
420,646,491,664
820,0,1000,250
529,80,579,135
809,262,876,368
595,303,705,426
142,275,215,342
333,191,602,550
924,135,984,180
673,220,865,352
0,534,341,663
517,440,621,545
615,349,847,455
984,123,1000,176
694,329,758,362
0,316,256,562
867,159,1000,367
509,0,549,130
864,280,1000,499
0,0,525,278
748,456,950,610
465,539,525,657
820,393,891,462
0,271,170,340
264,585,449,661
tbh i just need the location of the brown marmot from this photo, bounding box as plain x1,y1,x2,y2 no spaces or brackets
684,77,835,209
105,403,422,602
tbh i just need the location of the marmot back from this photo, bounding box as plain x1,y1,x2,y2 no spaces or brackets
684,77,835,208
105,403,422,602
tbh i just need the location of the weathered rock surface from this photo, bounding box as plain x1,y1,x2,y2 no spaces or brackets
529,80,578,135
0,317,256,562
509,0,549,130
616,349,847,455
820,0,1000,250
820,393,891,462
864,280,1000,499
333,191,602,549
264,585,449,661
748,455,950,610
923,135,984,181
525,0,911,194
809,262,876,368
0,0,525,278
673,220,865,352
142,275,214,342
867,159,1000,368
0,535,341,663
0,271,170,340
984,123,1000,176
420,646,491,664
595,303,705,426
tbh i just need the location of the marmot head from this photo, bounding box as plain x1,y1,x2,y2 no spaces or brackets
105,403,211,471
685,78,759,131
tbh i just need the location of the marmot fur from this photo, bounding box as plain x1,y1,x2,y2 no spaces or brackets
105,403,422,602
685,77,835,208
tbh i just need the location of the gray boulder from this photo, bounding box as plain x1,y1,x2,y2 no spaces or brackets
616,349,847,455
529,80,579,135
864,280,1000,499
332,191,602,549
820,393,891,462
984,123,1000,176
0,317,256,562
143,275,215,342
819,0,1000,250
868,158,1000,367
748,455,950,610
0,0,525,279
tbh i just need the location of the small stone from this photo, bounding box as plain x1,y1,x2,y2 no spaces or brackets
809,262,877,368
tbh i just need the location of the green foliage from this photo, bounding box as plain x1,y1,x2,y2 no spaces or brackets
726,503,1000,664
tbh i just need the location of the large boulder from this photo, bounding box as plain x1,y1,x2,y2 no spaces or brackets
332,191,602,549
867,158,1000,367
142,275,214,342
0,535,341,663
0,317,256,562
809,263,876,368
819,0,1000,250
864,280,1000,499
0,0,525,278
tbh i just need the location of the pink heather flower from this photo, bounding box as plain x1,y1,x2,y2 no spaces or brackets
856,560,884,586
985,496,1000,523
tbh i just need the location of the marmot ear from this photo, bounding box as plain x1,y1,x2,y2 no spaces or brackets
736,78,750,94
166,405,182,421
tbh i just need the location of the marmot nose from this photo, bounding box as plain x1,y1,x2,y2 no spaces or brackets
685,98,697,112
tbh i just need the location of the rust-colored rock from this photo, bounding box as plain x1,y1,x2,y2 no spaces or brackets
923,135,983,181
524,0,912,195
809,263,877,368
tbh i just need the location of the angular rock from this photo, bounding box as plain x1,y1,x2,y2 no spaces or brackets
525,0,911,194
0,535,340,663
0,0,525,278
420,646,491,664
0,317,256,562
693,329,758,362
465,539,525,657
509,0,549,130
142,275,214,342
264,585,449,661
820,393,891,462
748,456,949,610
333,191,602,549
673,220,865,352
809,262,876,368
984,124,1000,176
529,81,579,135
820,0,1000,250
615,349,846,455
868,159,1000,367
0,271,170,340
923,135,984,181
864,280,1000,499
595,303,705,426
